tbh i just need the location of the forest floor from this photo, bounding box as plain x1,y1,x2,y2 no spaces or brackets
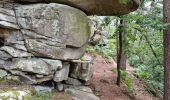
89,54,161,100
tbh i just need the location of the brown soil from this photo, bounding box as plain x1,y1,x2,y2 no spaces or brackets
54,92,72,100
90,54,161,100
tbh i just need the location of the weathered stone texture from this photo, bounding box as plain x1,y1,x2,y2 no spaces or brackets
0,2,93,86
70,60,94,82
0,3,90,60
53,62,70,82
13,0,141,16
0,0,139,97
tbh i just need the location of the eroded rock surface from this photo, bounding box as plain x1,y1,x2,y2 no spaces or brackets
0,0,139,99
0,58,62,75
13,0,141,16
0,3,90,60
0,1,95,89
70,60,94,82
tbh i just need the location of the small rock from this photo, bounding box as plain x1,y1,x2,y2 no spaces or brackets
65,86,100,100
36,74,44,78
65,88,76,95
6,75,20,82
70,60,94,82
56,82,64,92
65,77,82,86
53,62,70,82
74,86,93,93
34,85,54,93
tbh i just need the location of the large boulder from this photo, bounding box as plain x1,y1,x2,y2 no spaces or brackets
0,0,98,90
14,3,90,60
0,3,90,60
15,3,90,48
13,0,141,16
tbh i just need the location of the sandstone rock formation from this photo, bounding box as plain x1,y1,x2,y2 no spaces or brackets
0,1,92,85
0,1,95,91
13,0,141,16
0,0,140,96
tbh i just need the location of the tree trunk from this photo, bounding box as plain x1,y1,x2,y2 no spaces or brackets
163,0,170,99
116,18,123,86
120,19,127,70
120,50,127,70
116,18,127,85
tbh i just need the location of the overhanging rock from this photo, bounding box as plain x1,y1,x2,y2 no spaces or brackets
13,0,142,16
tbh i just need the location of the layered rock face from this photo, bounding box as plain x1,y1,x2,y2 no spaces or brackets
0,0,140,94
0,1,93,90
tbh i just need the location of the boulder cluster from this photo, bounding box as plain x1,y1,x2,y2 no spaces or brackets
0,0,94,89
0,0,140,98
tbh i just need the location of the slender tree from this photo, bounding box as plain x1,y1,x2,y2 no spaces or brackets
116,18,123,86
120,19,127,70
163,0,170,99
116,17,127,86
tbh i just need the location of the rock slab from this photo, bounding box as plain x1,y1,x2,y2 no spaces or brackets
65,86,100,100
13,0,141,16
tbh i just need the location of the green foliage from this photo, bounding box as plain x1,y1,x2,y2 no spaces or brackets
89,0,163,97
86,46,98,57
147,80,163,97
120,70,134,92
111,68,116,72
95,39,117,59
32,92,55,100
136,65,152,79
104,17,112,26
86,39,117,59
164,23,170,30
125,1,163,97
31,88,55,100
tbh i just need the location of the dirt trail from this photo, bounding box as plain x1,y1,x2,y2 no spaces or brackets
90,54,161,100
